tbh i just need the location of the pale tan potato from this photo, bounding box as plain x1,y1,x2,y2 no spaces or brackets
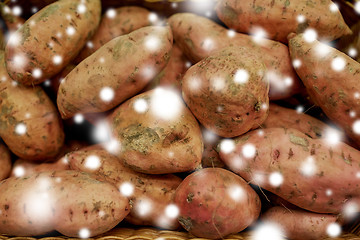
67,145,181,229
109,89,203,174
0,51,64,161
0,143,11,181
0,171,130,237
57,26,173,119
75,6,151,63
182,46,269,138
5,0,101,85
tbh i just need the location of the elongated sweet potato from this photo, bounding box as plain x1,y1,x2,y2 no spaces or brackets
262,103,343,140
262,206,341,240
288,33,360,147
0,51,64,161
219,127,360,214
0,171,130,237
0,143,11,181
175,168,261,239
109,89,203,174
182,46,269,138
216,0,351,43
5,0,101,85
168,13,302,100
57,26,173,119
67,145,181,229
75,6,151,63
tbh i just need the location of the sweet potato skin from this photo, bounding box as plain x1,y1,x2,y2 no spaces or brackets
75,6,151,63
11,158,70,177
109,89,203,174
262,206,340,240
175,168,261,239
182,46,269,138
168,13,302,100
219,128,360,214
216,0,351,43
0,143,11,181
289,33,360,147
0,171,130,237
5,0,101,85
67,145,181,229
262,103,343,140
0,51,64,161
57,26,173,119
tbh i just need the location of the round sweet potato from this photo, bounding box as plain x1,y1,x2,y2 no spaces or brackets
175,168,261,239
109,88,203,174
182,46,269,138
5,0,101,85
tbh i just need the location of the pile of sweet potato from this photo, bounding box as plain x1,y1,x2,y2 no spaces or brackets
0,0,359,239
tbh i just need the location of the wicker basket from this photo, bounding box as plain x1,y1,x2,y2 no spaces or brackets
1,0,360,239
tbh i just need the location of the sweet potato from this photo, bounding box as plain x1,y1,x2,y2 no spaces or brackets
109,89,203,174
0,143,11,181
5,0,101,85
219,127,360,214
144,43,189,92
75,6,151,63
175,168,261,239
67,145,181,229
11,158,70,177
215,0,351,43
288,33,360,147
0,51,64,161
57,26,173,119
168,13,302,100
0,170,130,237
182,46,269,138
262,103,343,140
262,206,341,240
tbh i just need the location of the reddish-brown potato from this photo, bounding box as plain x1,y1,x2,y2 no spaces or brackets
262,104,344,140
0,51,64,161
0,171,130,237
175,168,261,239
182,46,269,138
109,89,203,174
289,33,360,147
0,143,11,181
57,26,173,119
220,128,360,214
67,145,181,229
262,207,341,240
168,13,302,100
216,0,351,43
75,6,151,63
5,0,101,85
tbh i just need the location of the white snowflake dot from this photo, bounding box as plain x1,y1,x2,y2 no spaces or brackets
12,6,22,16
350,111,356,118
185,61,192,68
165,204,179,219
303,28,317,43
269,172,283,187
15,123,27,135
171,2,178,8
227,29,236,38
120,182,134,197
326,189,333,196
355,1,360,14
52,55,62,65
300,156,317,177
293,59,302,68
77,4,86,14
31,7,38,13
66,26,76,36
220,139,235,154
343,202,359,219
355,92,360,99
13,166,25,177
252,222,285,240
228,185,245,202
106,9,116,18
99,87,114,102
331,57,346,72
43,80,51,87
329,3,339,12
32,68,42,79
148,12,158,23
150,88,182,120
352,120,360,134
234,69,249,84
326,223,341,237
357,172,360,178
84,155,101,170
145,36,161,52
79,228,91,239
202,38,214,51
136,199,152,216
297,14,305,23
133,98,148,113
296,105,304,113
348,48,358,58
242,143,256,158
87,41,94,49
74,114,84,124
